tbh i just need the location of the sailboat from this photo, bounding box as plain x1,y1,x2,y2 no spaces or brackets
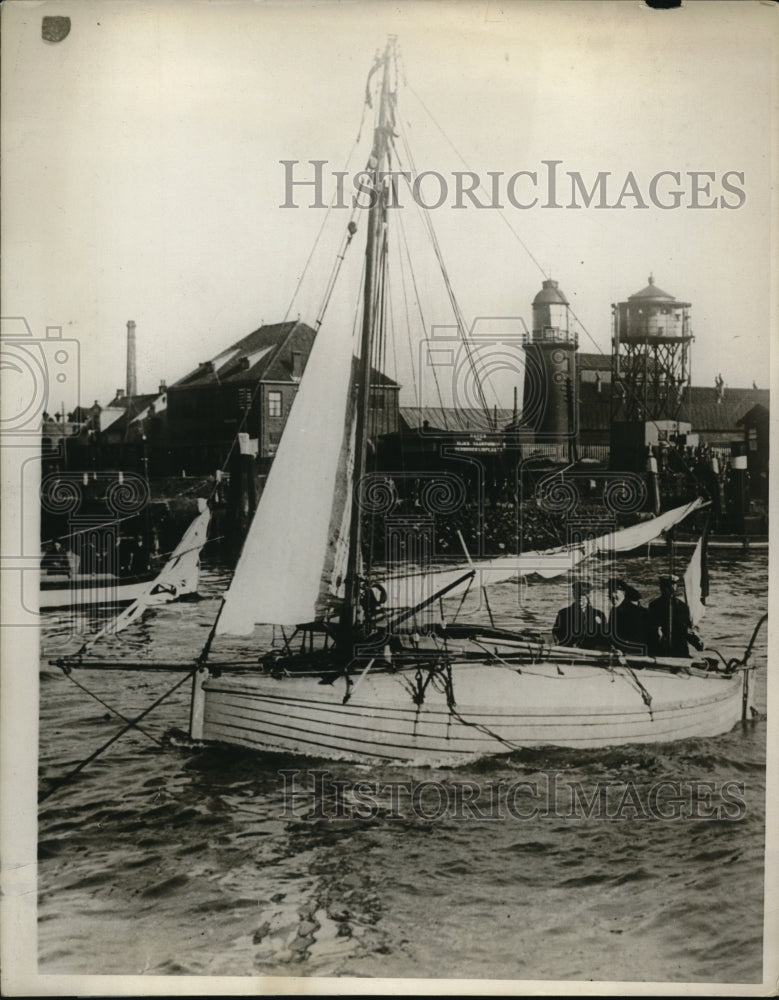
181,39,759,766
41,501,211,614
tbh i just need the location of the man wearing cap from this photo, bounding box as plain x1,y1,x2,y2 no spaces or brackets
647,575,703,658
553,581,607,649
606,578,649,655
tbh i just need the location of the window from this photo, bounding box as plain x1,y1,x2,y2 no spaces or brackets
268,391,282,417
370,392,385,410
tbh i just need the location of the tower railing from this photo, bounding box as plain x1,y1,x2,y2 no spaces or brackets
521,328,578,348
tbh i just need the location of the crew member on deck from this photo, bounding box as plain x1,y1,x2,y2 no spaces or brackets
553,581,607,649
606,577,649,655
647,575,704,658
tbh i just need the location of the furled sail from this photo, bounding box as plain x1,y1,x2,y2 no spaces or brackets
216,323,357,634
381,497,706,608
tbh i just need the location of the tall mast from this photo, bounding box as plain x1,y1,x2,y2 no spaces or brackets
342,37,395,643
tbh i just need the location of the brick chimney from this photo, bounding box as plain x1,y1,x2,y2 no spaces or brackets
126,320,137,398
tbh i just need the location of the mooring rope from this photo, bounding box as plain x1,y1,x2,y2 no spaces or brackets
54,662,162,746
39,667,197,804
726,613,768,674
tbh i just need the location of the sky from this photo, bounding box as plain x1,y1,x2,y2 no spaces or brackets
2,0,775,416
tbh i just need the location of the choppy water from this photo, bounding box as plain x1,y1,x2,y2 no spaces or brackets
38,550,768,982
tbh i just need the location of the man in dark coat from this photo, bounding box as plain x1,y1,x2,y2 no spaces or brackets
553,581,607,649
647,575,703,658
606,577,649,655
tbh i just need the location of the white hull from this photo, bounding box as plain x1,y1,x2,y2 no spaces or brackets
40,574,160,611
191,658,751,766
40,507,210,614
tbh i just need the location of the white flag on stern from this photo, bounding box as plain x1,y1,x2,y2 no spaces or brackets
683,532,708,628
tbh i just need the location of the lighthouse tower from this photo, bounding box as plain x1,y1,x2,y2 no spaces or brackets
522,278,577,452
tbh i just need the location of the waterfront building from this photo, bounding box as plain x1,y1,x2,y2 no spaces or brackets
164,321,399,475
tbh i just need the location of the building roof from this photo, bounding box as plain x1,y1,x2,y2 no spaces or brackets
400,407,516,434
174,321,314,388
104,392,158,411
577,382,770,434
533,279,569,307
577,351,612,372
737,403,769,427
685,386,770,431
628,275,676,301
173,320,399,390
369,369,400,388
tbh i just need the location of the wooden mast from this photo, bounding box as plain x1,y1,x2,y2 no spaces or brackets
342,38,395,648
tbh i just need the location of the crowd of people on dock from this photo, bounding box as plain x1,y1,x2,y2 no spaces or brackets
552,575,704,659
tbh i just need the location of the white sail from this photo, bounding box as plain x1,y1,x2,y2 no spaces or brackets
589,498,705,555
83,502,211,648
216,323,356,634
683,533,707,627
381,498,705,608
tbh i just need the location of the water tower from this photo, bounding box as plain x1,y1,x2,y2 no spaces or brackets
522,279,577,452
609,275,693,470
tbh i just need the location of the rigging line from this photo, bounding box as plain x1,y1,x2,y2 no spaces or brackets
449,574,474,624
40,509,157,548
393,127,497,424
447,698,526,753
282,208,332,324
54,664,162,746
38,667,197,804
314,219,360,330
406,82,549,282
565,299,665,436
378,235,391,438
394,197,450,421
367,224,390,571
386,260,403,423
372,221,389,436
284,90,370,324
612,650,655,717
405,84,668,439
385,275,411,488
393,208,421,409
